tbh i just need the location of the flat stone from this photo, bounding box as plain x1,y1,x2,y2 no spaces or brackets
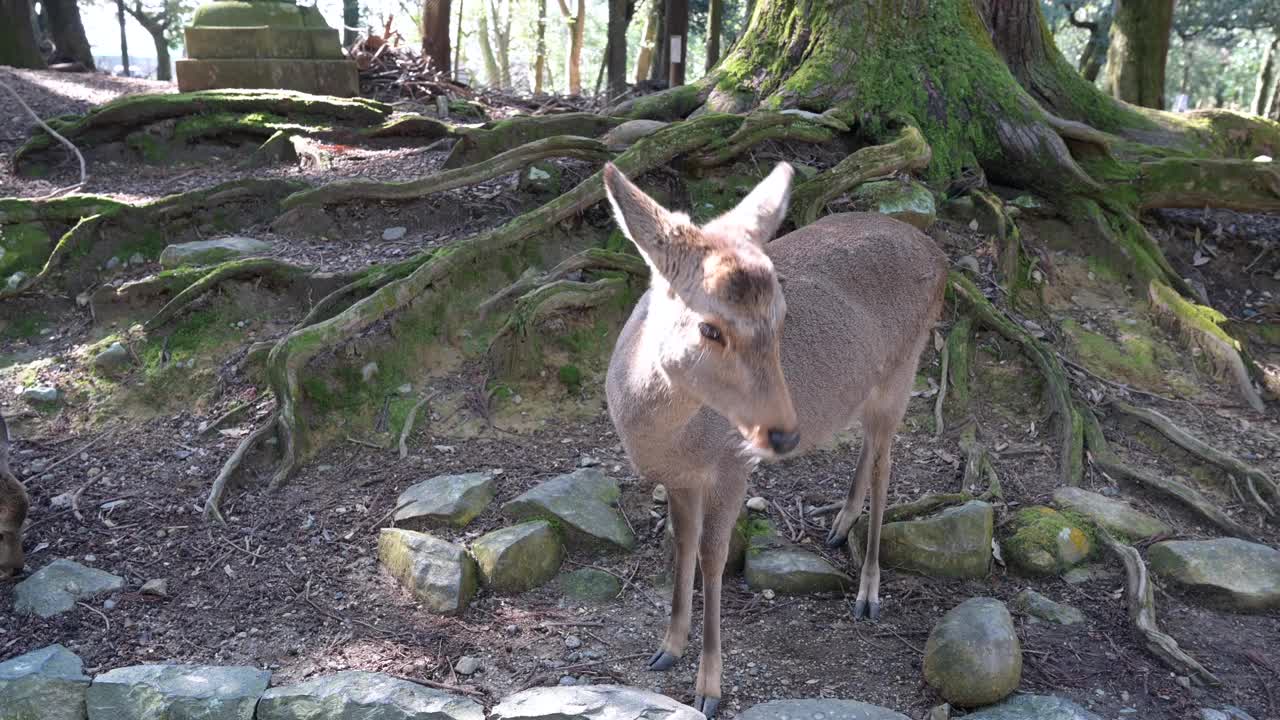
471,521,563,594
1199,707,1257,720
1011,589,1085,625
558,568,621,602
158,236,272,269
382,226,407,241
454,657,482,676
962,694,1102,719
924,597,1022,708
602,120,669,151
1003,507,1094,576
176,58,360,96
257,670,483,720
394,471,498,530
1053,487,1170,540
878,501,993,579
490,685,702,720
1148,538,1280,611
19,385,61,404
15,559,125,618
0,644,91,720
140,578,168,597
86,664,270,720
740,699,910,720
92,342,132,373
502,468,634,552
379,529,478,615
744,523,849,594
851,179,937,230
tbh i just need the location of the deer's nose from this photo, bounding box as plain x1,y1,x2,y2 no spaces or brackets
768,429,799,455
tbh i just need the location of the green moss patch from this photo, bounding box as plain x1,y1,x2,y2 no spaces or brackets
0,222,52,280
1003,506,1096,576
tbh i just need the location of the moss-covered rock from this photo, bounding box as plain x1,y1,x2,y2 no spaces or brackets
0,222,52,284
850,179,937,230
518,161,562,196
502,468,635,552
1003,507,1094,576
1052,487,1169,540
1148,539,1280,612
923,597,1022,708
471,521,563,594
378,529,477,615
393,471,498,530
557,568,622,602
878,500,993,579
158,236,273,269
744,521,850,594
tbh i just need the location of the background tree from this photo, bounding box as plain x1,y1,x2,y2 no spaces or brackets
635,0,658,82
557,0,585,93
0,0,47,68
534,0,548,92
705,0,721,71
45,0,96,69
124,0,188,82
343,0,360,46
116,0,130,76
1105,0,1175,108
606,0,629,96
422,0,452,74
477,0,502,87
1061,1,1109,81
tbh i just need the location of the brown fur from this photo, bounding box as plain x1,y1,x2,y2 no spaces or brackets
603,162,947,715
0,414,28,576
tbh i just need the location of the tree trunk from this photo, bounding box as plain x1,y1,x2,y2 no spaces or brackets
0,0,47,68
652,0,667,83
534,0,548,93
706,0,722,72
1067,6,1109,83
343,0,359,46
635,0,658,82
453,0,463,79
44,0,94,69
497,1,512,89
477,5,502,88
421,0,451,75
607,0,629,96
117,0,131,76
152,25,171,81
1104,0,1174,109
665,0,687,86
558,0,585,94
1252,36,1279,116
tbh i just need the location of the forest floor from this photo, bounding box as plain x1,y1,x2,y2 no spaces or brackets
2,69,1279,720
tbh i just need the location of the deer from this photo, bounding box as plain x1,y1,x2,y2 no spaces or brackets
602,162,947,717
0,413,29,578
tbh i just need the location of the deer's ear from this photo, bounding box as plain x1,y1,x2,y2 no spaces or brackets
603,163,695,282
703,162,793,247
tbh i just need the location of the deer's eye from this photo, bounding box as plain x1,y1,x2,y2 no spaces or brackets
698,322,723,343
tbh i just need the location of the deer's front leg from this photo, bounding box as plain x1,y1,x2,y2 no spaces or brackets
692,471,746,719
650,486,703,671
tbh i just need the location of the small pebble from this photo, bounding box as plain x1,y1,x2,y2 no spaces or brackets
103,599,117,610
382,226,408,241
746,496,768,512
762,588,776,600
140,579,168,597
652,484,668,504
564,635,582,649
454,656,481,675
558,675,577,686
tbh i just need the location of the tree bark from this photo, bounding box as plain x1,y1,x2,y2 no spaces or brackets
116,0,129,76
635,0,658,82
1105,0,1174,109
343,0,359,46
534,0,548,93
0,0,47,68
421,0,452,75
1252,36,1279,116
706,0,722,72
557,0,585,94
44,0,94,69
652,0,668,83
665,0,688,86
607,0,629,96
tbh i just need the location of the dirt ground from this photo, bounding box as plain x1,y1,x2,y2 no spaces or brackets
2,70,1279,720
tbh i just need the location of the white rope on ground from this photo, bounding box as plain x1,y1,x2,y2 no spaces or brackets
0,72,87,198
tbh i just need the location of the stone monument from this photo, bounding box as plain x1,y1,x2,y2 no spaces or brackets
176,0,359,96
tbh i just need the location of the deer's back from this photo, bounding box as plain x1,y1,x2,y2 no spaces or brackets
770,213,947,448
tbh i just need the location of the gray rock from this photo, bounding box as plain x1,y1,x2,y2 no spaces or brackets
1199,708,1257,720
746,496,768,512
602,120,669,151
140,578,168,597
382,226,408,241
19,385,61,405
92,342,131,374
1052,487,1169,540
454,657,482,676
923,597,1022,708
158,236,272,269
129,253,145,265
564,635,582,649
1003,507,1094,576
394,471,498,530
471,521,563,593
558,568,621,602
502,468,634,552
105,256,121,271
86,664,269,720
878,501,993,579
491,685,702,720
744,522,849,594
15,559,125,618
1011,589,1085,625
1148,538,1280,611
962,694,1101,719
258,670,482,720
0,644,91,720
379,529,478,615
851,180,937,230
739,699,909,720
518,162,561,195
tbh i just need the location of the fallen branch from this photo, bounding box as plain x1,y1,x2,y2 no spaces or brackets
1099,529,1220,686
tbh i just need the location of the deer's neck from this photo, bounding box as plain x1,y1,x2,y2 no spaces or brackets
612,295,702,436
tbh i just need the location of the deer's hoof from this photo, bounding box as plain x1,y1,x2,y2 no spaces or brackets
694,695,720,719
646,649,679,671
852,598,880,622
824,528,847,548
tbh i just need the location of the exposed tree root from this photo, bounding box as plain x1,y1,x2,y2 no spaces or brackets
950,273,1084,486
960,424,1003,501
970,190,1034,298
788,122,931,226
1100,529,1221,686
487,276,631,377
0,194,124,224
1110,401,1278,511
1136,158,1280,213
685,110,847,170
204,410,279,523
477,247,647,320
1082,409,1261,543
1147,281,1266,412
443,112,625,168
281,135,611,208
942,313,974,427
398,393,436,459
144,258,329,331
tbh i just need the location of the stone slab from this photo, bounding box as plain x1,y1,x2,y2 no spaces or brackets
0,644,91,720
176,59,359,97
86,664,270,720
